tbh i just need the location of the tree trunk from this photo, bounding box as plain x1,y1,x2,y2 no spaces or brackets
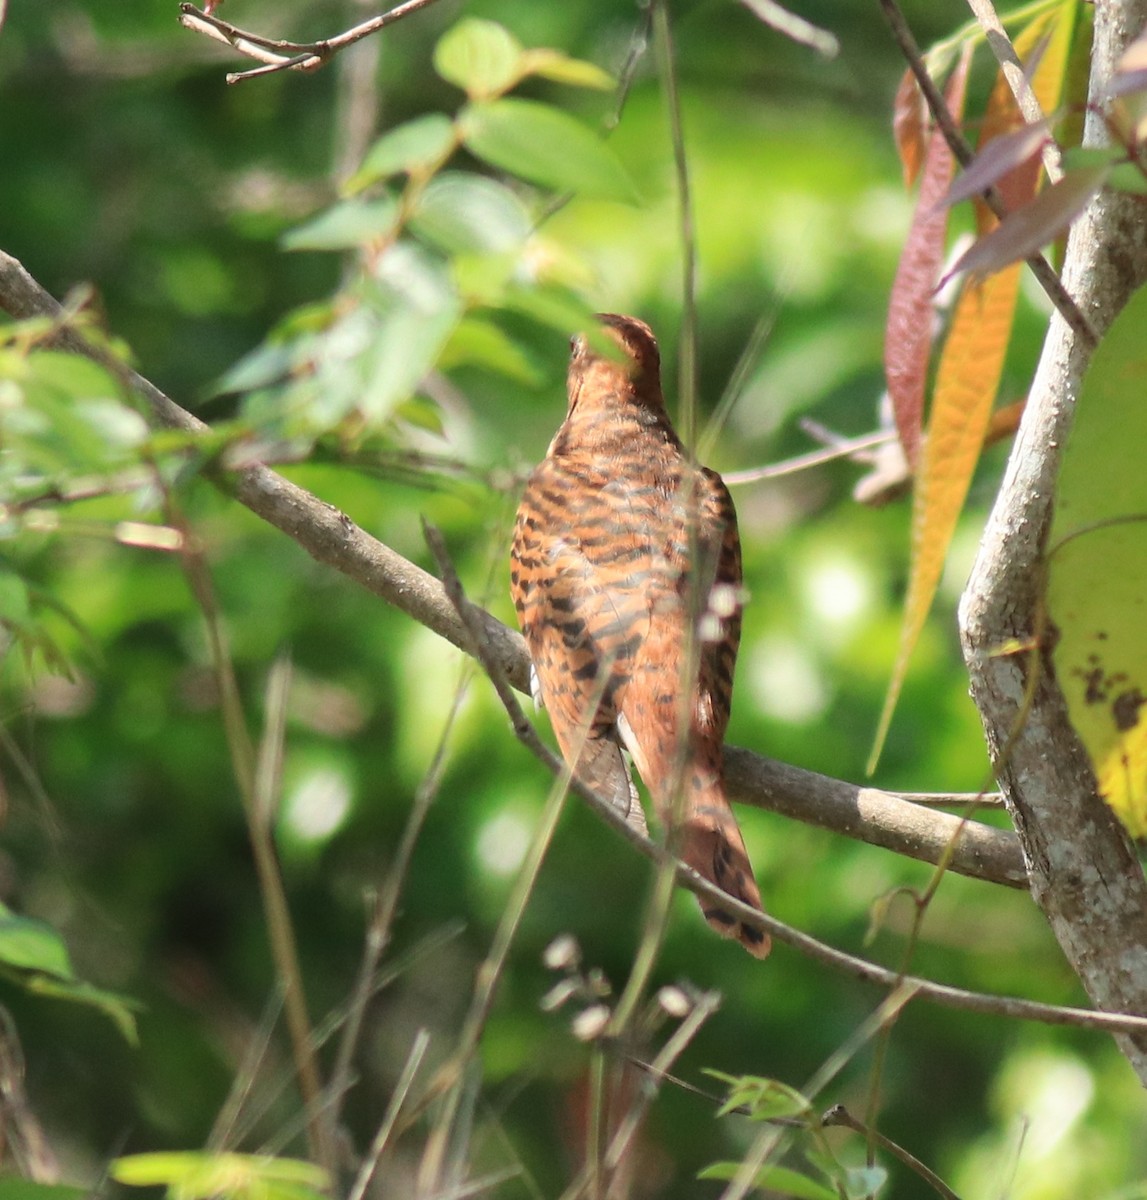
960,0,1147,1081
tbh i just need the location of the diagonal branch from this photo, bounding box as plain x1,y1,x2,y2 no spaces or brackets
0,248,1023,891
15,252,1147,1041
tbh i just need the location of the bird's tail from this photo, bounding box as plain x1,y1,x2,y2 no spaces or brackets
682,785,770,959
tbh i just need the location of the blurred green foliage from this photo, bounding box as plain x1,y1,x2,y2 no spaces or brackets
2,1,1146,1197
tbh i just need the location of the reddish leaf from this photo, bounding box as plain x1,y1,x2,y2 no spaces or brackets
944,163,1109,283
884,48,971,469
893,68,928,188
937,120,1051,212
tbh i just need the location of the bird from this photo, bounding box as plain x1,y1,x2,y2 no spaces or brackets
510,313,769,958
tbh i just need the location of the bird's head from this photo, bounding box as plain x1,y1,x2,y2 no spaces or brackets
566,313,664,416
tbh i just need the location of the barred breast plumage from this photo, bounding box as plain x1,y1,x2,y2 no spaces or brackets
510,313,769,958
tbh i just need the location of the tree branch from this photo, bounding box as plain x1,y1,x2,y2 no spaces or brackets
959,0,1147,1082
0,248,1024,892
21,249,1147,1041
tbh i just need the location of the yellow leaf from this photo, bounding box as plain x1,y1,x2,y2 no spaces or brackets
1048,283,1147,836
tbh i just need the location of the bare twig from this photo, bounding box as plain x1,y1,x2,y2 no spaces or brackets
0,1012,59,1182
877,0,1096,348
723,431,897,485
348,1029,430,1200
822,1104,961,1200
653,1,699,451
177,0,445,84
170,509,335,1174
416,525,574,1194
738,0,840,58
603,992,720,1178
328,673,469,1126
964,0,1062,181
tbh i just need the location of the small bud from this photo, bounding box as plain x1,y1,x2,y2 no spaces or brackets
586,967,611,998
656,985,692,1018
571,1004,611,1042
543,934,581,972
708,582,742,619
698,613,723,643
540,979,579,1012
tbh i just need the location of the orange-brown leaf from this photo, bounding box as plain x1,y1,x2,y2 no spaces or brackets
893,68,928,188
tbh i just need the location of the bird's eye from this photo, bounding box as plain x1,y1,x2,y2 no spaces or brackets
569,334,586,360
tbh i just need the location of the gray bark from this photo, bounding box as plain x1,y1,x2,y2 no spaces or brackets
959,0,1147,1080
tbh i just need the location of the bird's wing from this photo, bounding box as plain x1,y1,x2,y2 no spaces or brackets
511,463,651,834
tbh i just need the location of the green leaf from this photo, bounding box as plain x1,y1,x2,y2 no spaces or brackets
460,98,638,202
213,340,296,396
451,252,519,304
357,244,462,423
502,286,599,338
519,48,614,90
412,171,532,254
0,1183,87,1200
439,317,541,384
0,902,75,979
844,1164,889,1196
698,1164,838,1200
345,114,456,194
1060,145,1123,171
24,973,139,1045
1048,281,1147,836
113,1152,329,1200
25,351,120,402
282,197,398,251
0,902,137,1042
394,395,446,435
434,18,525,100
1107,161,1147,195
0,574,32,625
703,1070,811,1121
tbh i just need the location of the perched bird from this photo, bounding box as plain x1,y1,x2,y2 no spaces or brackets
510,314,769,958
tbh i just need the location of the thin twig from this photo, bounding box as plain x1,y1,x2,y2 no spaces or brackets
964,0,1063,182
653,0,700,451
603,991,720,1177
348,1029,430,1200
208,985,286,1151
416,525,575,1194
0,1011,59,1182
328,676,468,1129
877,0,1096,348
823,1105,962,1200
178,0,446,83
168,503,335,1174
723,431,897,485
738,0,839,58
0,248,1027,889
